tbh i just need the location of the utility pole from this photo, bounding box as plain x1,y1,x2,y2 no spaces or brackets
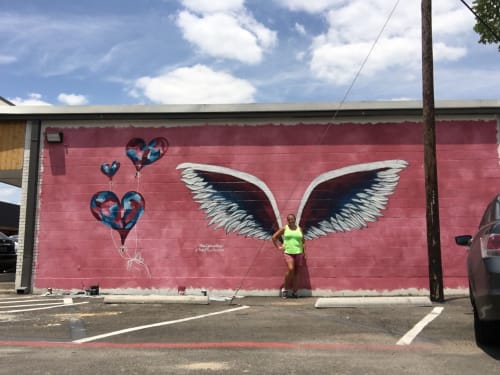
421,0,444,302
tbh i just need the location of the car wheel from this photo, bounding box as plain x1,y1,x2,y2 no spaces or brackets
473,303,499,346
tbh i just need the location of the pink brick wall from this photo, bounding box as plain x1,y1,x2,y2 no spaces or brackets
34,119,500,293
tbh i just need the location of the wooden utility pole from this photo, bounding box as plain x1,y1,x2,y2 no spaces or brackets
421,0,444,302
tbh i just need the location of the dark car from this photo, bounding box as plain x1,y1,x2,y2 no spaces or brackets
0,231,16,272
9,234,18,252
455,194,500,345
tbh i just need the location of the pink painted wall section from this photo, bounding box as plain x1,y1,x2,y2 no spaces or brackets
34,119,500,293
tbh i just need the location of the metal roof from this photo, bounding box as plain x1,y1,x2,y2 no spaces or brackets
0,100,499,121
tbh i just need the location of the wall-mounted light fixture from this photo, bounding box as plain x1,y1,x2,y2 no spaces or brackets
45,131,64,143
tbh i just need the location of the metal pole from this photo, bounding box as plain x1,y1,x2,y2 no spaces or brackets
19,120,41,294
421,0,444,302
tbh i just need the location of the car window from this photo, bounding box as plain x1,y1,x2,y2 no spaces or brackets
479,196,500,228
479,203,492,228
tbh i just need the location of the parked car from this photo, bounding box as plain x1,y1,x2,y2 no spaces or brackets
0,231,16,272
455,194,500,345
8,234,18,252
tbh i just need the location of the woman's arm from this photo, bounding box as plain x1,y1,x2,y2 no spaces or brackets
272,227,285,250
301,227,306,255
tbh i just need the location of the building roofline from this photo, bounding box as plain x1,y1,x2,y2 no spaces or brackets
0,100,498,121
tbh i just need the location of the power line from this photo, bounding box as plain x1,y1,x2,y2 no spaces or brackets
458,0,500,47
229,0,402,303
332,0,401,121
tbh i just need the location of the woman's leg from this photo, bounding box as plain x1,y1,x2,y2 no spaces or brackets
284,259,295,291
292,254,304,296
292,265,300,293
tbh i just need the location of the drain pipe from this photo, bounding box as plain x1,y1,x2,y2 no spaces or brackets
18,120,41,294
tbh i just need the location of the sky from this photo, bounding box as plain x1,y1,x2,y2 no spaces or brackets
0,0,499,204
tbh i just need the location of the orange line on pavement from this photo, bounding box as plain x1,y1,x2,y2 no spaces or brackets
0,340,435,351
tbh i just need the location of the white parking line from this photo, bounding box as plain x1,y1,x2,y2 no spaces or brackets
0,301,70,309
396,306,444,345
0,298,90,313
73,305,250,344
0,298,66,304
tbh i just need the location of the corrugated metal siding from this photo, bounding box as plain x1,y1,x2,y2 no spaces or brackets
0,121,25,170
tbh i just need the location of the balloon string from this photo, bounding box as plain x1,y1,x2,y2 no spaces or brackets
133,170,141,268
134,170,140,255
130,215,148,277
125,251,151,278
101,168,150,277
109,228,151,278
135,171,141,191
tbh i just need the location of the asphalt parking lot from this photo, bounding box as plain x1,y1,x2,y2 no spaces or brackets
0,292,499,374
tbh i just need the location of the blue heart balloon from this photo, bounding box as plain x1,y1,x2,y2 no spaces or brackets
90,191,145,245
126,137,168,172
100,161,120,179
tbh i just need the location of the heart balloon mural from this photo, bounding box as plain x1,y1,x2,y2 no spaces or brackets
100,161,120,179
90,191,145,246
126,137,168,172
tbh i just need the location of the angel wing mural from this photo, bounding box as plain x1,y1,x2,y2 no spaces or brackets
176,160,409,240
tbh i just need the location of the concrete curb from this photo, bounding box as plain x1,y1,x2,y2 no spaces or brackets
103,295,209,305
314,296,432,308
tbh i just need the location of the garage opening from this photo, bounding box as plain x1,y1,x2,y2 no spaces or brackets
0,120,25,283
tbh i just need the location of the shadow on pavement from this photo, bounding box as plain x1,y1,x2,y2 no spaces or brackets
0,272,15,292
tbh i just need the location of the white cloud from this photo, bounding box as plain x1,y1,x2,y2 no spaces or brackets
57,93,89,106
433,9,472,38
294,23,306,36
433,43,466,61
9,93,52,106
0,55,16,64
181,0,245,13
296,51,306,61
435,67,500,99
0,1,493,105
0,12,138,77
275,0,344,13
176,3,277,64
134,64,256,104
306,0,471,85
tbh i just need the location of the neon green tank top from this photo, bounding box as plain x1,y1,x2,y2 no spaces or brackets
283,225,303,255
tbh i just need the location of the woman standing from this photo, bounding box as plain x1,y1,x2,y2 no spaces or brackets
272,213,306,298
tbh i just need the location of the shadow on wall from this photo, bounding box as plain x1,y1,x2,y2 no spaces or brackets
277,261,312,297
300,260,312,296
44,122,495,149
48,143,66,176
